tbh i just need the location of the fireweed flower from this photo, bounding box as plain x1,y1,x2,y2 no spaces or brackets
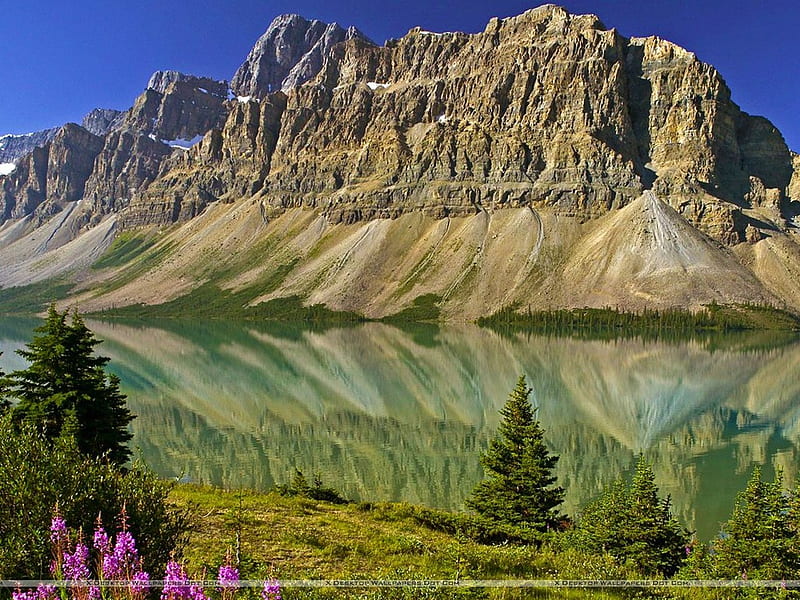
131,571,150,597
261,580,281,600
188,584,209,600
63,542,91,580
113,530,139,571
217,564,239,589
50,515,68,544
93,522,111,557
161,560,191,600
18,586,57,600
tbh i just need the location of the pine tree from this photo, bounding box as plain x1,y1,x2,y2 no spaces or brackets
572,455,689,576
9,305,134,465
466,375,564,532
711,467,797,579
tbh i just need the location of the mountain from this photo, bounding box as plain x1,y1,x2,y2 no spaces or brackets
231,14,372,97
0,129,60,165
1,6,799,318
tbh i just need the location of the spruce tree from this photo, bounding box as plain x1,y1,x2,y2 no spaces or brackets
711,467,797,579
9,305,133,465
572,455,689,576
466,375,564,532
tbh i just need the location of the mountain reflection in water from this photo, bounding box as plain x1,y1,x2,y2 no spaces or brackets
1,317,798,541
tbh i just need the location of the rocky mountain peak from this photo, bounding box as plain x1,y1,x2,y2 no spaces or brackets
0,128,60,164
81,108,125,136
146,70,229,98
231,14,373,97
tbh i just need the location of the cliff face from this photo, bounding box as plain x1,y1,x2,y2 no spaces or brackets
2,6,800,316
231,14,371,97
1,124,104,224
0,128,60,164
130,6,793,247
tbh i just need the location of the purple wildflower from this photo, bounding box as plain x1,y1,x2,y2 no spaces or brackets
36,586,57,600
63,542,91,581
261,580,281,600
93,524,110,556
101,548,121,579
131,571,150,597
217,564,239,589
188,585,209,600
14,585,57,600
114,530,138,563
161,560,191,600
87,587,101,600
50,515,67,544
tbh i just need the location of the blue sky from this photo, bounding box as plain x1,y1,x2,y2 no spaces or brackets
1,1,798,151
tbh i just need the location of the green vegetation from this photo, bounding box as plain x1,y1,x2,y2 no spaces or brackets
276,469,349,505
466,375,564,535
0,413,189,579
92,231,157,269
95,283,365,324
92,239,178,296
568,455,689,577
170,484,641,598
381,294,442,323
0,279,74,315
7,305,133,464
479,303,800,340
689,467,800,580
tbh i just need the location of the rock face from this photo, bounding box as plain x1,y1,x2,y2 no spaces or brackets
231,14,371,97
132,6,793,248
0,67,233,230
81,108,125,136
0,128,60,164
3,6,800,316
1,123,104,223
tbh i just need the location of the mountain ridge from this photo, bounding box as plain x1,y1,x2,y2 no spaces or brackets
1,6,799,318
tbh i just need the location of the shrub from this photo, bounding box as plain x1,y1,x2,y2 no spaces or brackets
0,414,190,579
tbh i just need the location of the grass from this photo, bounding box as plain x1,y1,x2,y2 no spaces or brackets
94,287,365,324
381,294,442,323
92,232,157,270
0,280,74,315
169,484,653,600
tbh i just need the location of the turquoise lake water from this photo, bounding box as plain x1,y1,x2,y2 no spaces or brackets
2,317,799,540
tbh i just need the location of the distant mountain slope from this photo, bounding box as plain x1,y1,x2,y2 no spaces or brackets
1,6,799,317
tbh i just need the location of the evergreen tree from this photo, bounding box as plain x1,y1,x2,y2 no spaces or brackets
711,467,798,579
0,355,9,412
571,455,689,576
466,375,564,532
9,305,133,465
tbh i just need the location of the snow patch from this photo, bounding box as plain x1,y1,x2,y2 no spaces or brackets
0,163,16,176
197,87,208,94
367,82,390,90
164,135,204,150
0,132,35,140
237,96,256,103
148,133,158,141
436,114,448,123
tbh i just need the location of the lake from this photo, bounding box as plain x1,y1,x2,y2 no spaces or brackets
2,317,799,541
